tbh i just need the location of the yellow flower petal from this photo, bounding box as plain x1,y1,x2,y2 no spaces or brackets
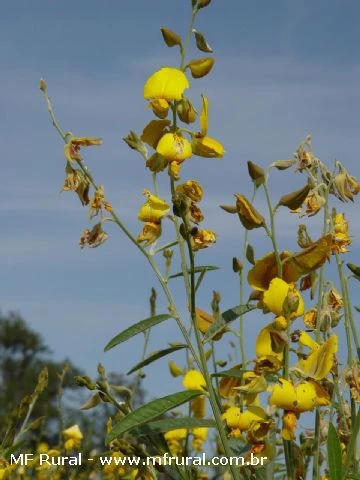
282,411,297,441
164,429,187,442
156,133,192,162
255,323,284,360
263,278,304,318
176,180,203,202
149,98,170,119
141,120,171,149
64,136,102,162
191,229,216,251
137,221,162,246
268,379,297,411
144,67,189,101
183,369,206,391
62,424,83,440
296,334,338,380
247,251,293,291
192,136,225,158
138,190,170,223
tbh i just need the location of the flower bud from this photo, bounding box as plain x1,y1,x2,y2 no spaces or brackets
169,360,184,377
177,97,197,124
160,27,182,47
278,183,311,210
246,244,255,265
232,257,243,273
271,159,296,170
247,161,265,187
123,131,148,157
39,78,47,92
187,57,215,79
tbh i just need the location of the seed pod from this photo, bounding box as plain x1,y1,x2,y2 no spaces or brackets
235,194,265,230
247,161,265,186
160,27,182,47
278,183,311,210
187,57,215,78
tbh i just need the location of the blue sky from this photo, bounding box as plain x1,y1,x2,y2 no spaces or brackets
1,0,359,399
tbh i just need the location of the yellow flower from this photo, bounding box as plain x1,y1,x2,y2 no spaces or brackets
192,95,225,158
255,322,285,361
331,213,351,254
138,190,170,223
156,133,192,163
195,307,225,340
263,278,304,318
61,163,90,206
222,406,267,436
144,67,189,101
164,428,187,456
191,229,216,251
269,379,318,413
137,222,162,246
334,168,360,201
62,424,83,451
248,235,332,290
192,136,225,158
148,98,170,119
301,190,325,217
191,395,206,418
192,427,208,451
282,411,297,441
295,332,338,380
64,136,102,162
79,223,108,249
176,180,203,202
164,428,187,442
183,369,206,391
141,119,171,149
303,308,317,329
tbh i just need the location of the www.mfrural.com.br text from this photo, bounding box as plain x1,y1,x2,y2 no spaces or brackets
11,452,268,469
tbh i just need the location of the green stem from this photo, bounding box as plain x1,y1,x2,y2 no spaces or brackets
182,221,241,480
263,180,282,277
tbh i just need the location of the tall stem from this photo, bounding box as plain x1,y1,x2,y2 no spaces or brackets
182,221,241,480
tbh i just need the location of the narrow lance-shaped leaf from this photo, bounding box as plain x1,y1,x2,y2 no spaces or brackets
133,417,216,438
192,29,213,52
327,423,343,480
212,368,244,378
203,304,257,343
104,314,172,352
127,345,187,375
106,390,203,442
168,265,219,279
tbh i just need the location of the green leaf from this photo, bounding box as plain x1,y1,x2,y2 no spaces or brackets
203,304,257,343
347,263,360,279
127,345,187,375
212,367,243,378
168,265,219,279
106,390,203,443
133,417,216,437
328,423,343,480
104,314,172,352
192,29,213,53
